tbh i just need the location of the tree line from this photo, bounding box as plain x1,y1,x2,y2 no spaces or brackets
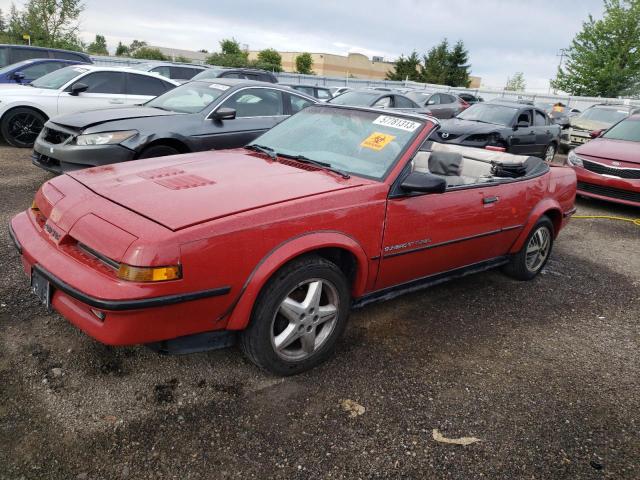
385,39,471,87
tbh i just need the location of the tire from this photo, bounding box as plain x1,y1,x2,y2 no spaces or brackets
138,145,180,159
0,107,46,148
239,255,351,376
542,143,556,163
502,216,554,281
558,143,568,155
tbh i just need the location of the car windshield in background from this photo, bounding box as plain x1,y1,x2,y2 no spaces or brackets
191,69,224,81
580,107,628,124
146,82,227,113
406,92,431,104
328,91,378,106
457,103,518,126
248,106,424,180
30,66,87,89
602,117,640,142
0,59,32,75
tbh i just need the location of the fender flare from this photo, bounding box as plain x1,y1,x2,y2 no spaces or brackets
509,198,563,254
225,231,370,331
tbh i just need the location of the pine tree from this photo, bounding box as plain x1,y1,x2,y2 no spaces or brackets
386,51,421,81
446,40,471,87
421,40,449,84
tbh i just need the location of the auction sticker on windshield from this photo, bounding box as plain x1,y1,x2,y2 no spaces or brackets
373,115,421,132
209,83,230,91
361,132,395,151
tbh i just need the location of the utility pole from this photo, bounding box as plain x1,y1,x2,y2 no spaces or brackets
551,48,567,94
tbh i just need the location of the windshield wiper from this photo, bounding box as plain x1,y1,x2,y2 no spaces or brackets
245,144,277,160
278,153,351,179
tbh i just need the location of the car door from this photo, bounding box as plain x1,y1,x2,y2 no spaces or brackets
376,168,519,290
56,71,127,116
533,109,554,155
439,94,460,118
199,87,288,150
126,72,175,105
509,109,537,155
425,93,447,117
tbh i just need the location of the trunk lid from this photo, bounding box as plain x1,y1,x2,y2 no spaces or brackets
68,149,363,231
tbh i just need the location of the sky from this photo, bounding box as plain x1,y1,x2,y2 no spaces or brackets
1,0,605,92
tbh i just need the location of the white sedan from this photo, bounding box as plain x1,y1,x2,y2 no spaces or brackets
0,65,179,147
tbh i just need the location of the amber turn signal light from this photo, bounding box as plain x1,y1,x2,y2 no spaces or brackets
117,264,182,282
31,200,39,211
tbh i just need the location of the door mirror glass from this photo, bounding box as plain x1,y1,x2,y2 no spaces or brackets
70,82,89,96
212,107,236,121
400,172,447,194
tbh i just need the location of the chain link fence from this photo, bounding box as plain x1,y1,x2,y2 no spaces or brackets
91,56,640,111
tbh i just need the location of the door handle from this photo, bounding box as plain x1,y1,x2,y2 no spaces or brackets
483,196,499,204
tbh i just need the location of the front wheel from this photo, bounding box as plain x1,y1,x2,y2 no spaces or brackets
543,143,556,163
138,145,180,159
239,256,351,376
502,216,554,281
1,108,46,148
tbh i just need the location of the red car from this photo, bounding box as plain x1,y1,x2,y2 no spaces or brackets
9,105,577,375
567,114,640,207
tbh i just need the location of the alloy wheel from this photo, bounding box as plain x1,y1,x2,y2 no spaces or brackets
8,112,43,145
544,144,556,163
270,278,339,361
525,226,551,272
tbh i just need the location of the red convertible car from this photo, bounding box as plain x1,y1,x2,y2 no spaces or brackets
9,105,577,375
567,114,640,207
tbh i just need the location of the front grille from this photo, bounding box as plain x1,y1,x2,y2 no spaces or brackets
582,159,640,180
42,127,71,145
577,181,640,203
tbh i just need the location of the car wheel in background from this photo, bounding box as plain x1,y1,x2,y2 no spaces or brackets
138,145,181,159
502,216,554,281
543,143,556,163
240,255,351,376
1,107,46,148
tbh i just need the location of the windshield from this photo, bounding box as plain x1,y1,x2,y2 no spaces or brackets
579,107,628,125
602,117,640,142
31,66,87,89
457,103,518,126
328,91,378,106
406,91,431,105
192,68,224,80
146,82,226,113
248,106,424,180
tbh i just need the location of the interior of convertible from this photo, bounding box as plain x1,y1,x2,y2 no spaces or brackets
411,142,549,188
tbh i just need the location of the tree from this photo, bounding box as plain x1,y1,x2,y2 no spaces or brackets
128,39,148,56
115,41,129,57
295,52,314,74
386,51,421,81
421,39,450,84
446,40,471,87
206,38,249,67
131,47,167,61
87,34,108,56
505,72,526,91
174,55,191,63
254,48,282,72
551,0,640,97
5,0,84,50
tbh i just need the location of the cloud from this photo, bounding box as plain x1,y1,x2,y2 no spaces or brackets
1,0,604,91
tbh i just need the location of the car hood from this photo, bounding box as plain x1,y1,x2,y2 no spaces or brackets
68,149,364,231
570,117,611,131
576,138,640,165
438,118,502,134
51,106,180,130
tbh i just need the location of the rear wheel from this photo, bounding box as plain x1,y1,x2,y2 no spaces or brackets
1,108,46,148
240,255,351,376
138,145,180,159
502,216,554,281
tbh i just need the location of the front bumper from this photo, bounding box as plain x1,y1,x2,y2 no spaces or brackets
9,212,232,345
572,167,640,207
33,135,136,174
560,129,591,149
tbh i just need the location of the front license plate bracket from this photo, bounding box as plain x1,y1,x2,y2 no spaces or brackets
30,269,51,310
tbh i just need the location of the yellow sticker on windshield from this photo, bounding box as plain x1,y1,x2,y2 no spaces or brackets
361,132,395,151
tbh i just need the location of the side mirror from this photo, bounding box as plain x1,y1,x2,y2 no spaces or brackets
12,71,25,83
514,120,529,130
400,172,447,194
211,107,236,121
70,83,89,96
427,99,436,105
589,129,604,139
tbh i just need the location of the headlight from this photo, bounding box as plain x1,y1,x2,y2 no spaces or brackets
567,150,583,167
75,130,137,146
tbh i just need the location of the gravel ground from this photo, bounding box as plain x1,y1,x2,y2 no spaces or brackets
0,147,638,480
